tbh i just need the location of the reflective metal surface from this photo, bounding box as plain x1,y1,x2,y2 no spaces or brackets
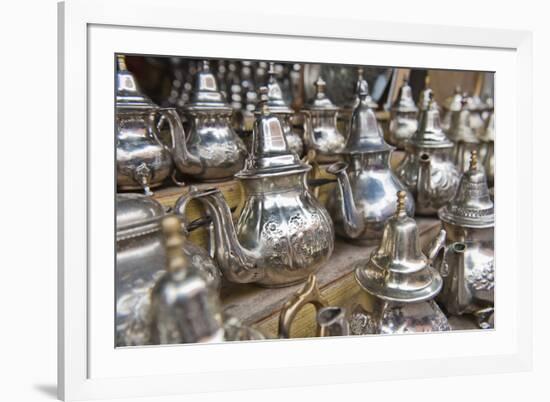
395,98,460,215
447,98,481,173
177,88,334,287
387,79,418,149
174,61,247,181
326,77,414,243
478,111,495,187
115,194,221,346
349,192,450,334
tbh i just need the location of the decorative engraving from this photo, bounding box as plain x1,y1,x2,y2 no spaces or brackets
467,260,495,291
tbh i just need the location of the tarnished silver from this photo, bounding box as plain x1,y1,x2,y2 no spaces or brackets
266,63,304,156
176,88,334,288
395,97,460,215
478,111,494,187
116,55,176,195
326,77,414,243
437,151,494,328
349,192,451,335
303,77,346,162
447,98,480,173
174,60,247,181
115,194,221,346
387,79,418,149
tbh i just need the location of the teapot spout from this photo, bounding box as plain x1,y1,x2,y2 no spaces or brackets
179,188,263,284
327,162,365,239
417,153,434,210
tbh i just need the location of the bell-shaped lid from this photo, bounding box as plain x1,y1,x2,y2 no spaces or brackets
305,77,339,111
116,194,165,240
235,87,310,178
342,78,392,154
265,62,294,114
478,112,495,142
185,60,232,112
439,151,494,228
392,79,418,113
355,191,443,303
447,99,479,143
409,96,453,148
442,86,463,111
116,55,157,110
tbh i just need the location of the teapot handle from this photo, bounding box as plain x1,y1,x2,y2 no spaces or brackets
279,275,329,338
171,185,202,236
157,108,185,151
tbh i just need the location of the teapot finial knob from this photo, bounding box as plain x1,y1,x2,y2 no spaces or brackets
258,86,269,113
469,150,478,171
314,76,326,92
202,60,210,72
396,191,407,217
425,74,430,87
117,54,127,71
161,215,187,273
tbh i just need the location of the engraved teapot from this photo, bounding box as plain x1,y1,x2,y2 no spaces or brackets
349,192,451,335
178,88,334,287
115,193,221,346
265,63,304,157
326,78,414,243
149,216,265,344
302,77,346,162
174,60,247,182
387,78,418,149
116,55,178,195
395,97,460,215
437,151,494,328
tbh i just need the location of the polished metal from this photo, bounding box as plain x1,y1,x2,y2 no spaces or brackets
478,111,494,187
176,88,334,287
349,192,451,334
175,60,247,181
387,79,418,149
395,97,460,215
266,63,304,156
116,55,175,195
317,307,350,337
437,151,494,328
115,194,221,346
222,314,266,341
326,77,414,243
441,86,463,133
447,98,481,173
303,77,346,162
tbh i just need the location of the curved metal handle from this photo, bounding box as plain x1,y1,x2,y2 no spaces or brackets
279,275,329,338
158,108,185,151
302,111,313,145
172,186,202,236
302,149,321,198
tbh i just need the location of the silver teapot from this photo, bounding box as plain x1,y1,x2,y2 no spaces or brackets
478,111,494,187
447,98,481,173
174,60,247,182
349,192,451,335
326,78,414,243
441,86,463,133
437,151,494,328
395,97,460,215
179,88,334,287
302,77,346,162
265,63,304,157
387,79,418,149
116,55,177,195
115,193,221,346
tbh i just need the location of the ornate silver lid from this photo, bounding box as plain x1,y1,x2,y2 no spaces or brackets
447,99,479,143
442,86,463,111
116,194,165,240
184,60,232,112
342,78,392,154
116,55,158,110
439,151,494,228
305,77,339,111
409,97,453,148
265,62,294,114
355,191,443,302
392,79,418,113
235,87,310,178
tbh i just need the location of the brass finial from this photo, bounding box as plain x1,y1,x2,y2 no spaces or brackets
469,150,478,171
161,215,187,273
117,54,127,71
314,76,326,93
258,86,269,113
396,191,407,217
424,74,430,87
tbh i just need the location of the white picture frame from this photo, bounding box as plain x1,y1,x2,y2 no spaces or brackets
58,0,533,400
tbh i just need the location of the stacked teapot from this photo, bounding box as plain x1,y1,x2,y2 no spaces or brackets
386,78,419,149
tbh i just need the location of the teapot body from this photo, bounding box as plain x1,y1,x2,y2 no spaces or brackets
116,110,173,192
304,110,346,162
387,111,418,149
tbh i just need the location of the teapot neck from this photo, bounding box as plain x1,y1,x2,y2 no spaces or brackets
346,151,391,170
240,171,309,195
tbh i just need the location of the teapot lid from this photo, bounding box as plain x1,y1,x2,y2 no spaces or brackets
305,77,339,112
355,191,443,303
442,86,463,111
447,99,479,143
478,112,495,142
236,87,310,179
185,60,232,112
115,55,158,110
409,96,453,148
392,79,418,113
116,194,165,239
439,151,494,228
342,78,392,154
265,63,294,114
